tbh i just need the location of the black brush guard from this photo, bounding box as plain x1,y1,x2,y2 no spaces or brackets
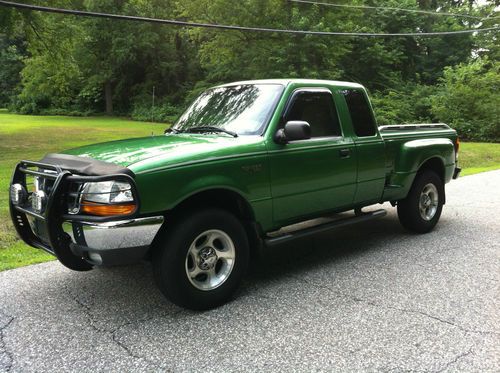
9,159,139,271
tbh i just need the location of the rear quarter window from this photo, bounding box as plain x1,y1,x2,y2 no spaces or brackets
341,89,377,137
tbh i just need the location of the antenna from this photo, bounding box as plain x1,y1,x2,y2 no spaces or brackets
151,85,155,136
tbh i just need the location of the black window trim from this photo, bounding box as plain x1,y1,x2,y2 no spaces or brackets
280,87,345,141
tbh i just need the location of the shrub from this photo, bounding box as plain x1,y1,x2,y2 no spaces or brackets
130,98,182,124
431,58,499,142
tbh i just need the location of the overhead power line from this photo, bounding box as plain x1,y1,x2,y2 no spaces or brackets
0,0,498,38
289,0,499,20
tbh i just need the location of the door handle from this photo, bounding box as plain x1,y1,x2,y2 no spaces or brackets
339,148,351,158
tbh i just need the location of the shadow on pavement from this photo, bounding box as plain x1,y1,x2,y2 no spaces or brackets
56,209,413,315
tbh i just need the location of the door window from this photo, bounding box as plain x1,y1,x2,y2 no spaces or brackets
285,91,342,138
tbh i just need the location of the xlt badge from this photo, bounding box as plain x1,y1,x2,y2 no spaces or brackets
241,164,263,174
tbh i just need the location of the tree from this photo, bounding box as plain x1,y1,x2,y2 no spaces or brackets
0,0,498,137
74,0,199,114
178,0,354,82
0,34,25,107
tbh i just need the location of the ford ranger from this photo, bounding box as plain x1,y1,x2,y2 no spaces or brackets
9,79,461,310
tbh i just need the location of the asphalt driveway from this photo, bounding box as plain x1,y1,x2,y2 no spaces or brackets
1,171,499,372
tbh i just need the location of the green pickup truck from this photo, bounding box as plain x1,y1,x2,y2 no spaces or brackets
10,79,460,310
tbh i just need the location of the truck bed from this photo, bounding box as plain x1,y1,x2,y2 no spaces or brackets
379,123,458,202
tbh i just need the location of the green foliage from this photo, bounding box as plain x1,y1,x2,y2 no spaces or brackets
15,53,82,113
179,0,352,82
431,58,500,142
131,97,181,123
0,35,25,106
0,0,498,142
371,59,500,143
371,84,435,126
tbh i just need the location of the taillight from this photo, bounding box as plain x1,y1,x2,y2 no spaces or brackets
454,137,460,153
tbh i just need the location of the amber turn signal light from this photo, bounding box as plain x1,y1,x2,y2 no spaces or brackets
81,202,136,216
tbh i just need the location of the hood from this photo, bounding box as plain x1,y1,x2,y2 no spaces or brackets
63,134,265,173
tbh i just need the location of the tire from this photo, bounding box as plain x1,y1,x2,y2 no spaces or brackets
152,208,249,310
397,170,444,233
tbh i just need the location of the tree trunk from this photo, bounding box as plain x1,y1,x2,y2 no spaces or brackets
104,81,113,115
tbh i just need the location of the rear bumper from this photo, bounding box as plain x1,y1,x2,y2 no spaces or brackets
453,167,462,179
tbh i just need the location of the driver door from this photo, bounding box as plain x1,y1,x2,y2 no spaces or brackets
267,88,357,227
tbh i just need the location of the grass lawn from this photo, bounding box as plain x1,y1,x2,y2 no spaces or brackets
0,110,499,271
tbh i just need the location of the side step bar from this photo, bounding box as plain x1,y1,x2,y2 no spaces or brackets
264,209,387,247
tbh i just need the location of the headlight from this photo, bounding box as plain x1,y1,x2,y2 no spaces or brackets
80,180,136,216
82,181,134,204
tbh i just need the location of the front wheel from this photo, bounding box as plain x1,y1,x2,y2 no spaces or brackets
397,170,444,233
152,208,249,310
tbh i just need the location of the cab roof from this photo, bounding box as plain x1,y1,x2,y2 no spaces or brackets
217,79,365,90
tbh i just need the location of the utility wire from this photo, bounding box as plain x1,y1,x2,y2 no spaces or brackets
0,0,498,37
289,0,499,20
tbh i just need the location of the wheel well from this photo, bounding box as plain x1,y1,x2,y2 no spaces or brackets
164,189,263,260
416,157,446,204
168,189,255,221
418,157,445,182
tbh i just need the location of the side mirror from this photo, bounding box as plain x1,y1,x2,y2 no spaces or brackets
275,121,311,144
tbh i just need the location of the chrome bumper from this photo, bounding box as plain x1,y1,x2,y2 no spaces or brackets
62,216,164,265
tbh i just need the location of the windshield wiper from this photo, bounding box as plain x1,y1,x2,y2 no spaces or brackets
186,126,238,138
164,127,183,134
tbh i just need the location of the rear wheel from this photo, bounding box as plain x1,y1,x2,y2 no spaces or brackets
152,208,249,310
397,170,444,233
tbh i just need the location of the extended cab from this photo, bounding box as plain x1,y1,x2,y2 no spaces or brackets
9,79,460,310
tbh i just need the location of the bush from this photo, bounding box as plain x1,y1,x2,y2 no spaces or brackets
38,108,95,117
431,58,499,142
9,96,96,117
130,98,182,124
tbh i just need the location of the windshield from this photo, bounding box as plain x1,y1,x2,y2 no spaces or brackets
172,84,284,136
